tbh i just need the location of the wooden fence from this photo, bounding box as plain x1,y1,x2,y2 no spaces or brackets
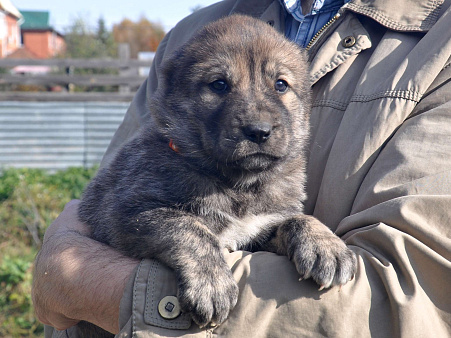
0,45,153,102
0,45,151,170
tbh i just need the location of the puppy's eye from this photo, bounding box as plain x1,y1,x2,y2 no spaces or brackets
209,80,228,93
275,79,289,93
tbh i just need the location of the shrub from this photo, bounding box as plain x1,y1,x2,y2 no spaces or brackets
0,255,40,336
0,166,97,337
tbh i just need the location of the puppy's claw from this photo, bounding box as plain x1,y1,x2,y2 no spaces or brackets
318,285,325,291
210,322,218,328
298,277,304,282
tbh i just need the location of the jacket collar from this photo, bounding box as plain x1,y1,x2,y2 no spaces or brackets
231,0,445,32
343,0,445,32
230,0,276,17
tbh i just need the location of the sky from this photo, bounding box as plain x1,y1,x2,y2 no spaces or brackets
11,0,220,33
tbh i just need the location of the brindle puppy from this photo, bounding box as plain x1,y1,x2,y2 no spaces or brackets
79,14,356,329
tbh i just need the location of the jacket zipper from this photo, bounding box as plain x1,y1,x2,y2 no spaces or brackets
306,13,341,51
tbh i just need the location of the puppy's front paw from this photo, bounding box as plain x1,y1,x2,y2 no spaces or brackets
293,235,356,290
282,216,357,289
177,264,238,327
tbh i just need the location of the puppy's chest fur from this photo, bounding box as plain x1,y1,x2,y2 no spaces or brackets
218,212,286,251
184,180,303,251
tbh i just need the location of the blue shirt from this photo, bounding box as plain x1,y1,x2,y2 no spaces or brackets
280,0,348,47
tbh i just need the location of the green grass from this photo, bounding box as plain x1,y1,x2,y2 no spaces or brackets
0,166,97,337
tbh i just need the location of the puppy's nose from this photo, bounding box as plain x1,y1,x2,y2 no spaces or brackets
242,123,272,144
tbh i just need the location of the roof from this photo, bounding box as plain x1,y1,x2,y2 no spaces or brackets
6,46,40,59
21,10,51,30
0,0,22,19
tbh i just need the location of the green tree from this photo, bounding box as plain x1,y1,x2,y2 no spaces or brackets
190,5,203,12
61,17,118,92
96,17,117,58
63,17,117,59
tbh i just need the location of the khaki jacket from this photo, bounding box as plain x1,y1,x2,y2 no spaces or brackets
50,0,451,337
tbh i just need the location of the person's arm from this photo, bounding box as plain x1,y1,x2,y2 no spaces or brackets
32,200,139,334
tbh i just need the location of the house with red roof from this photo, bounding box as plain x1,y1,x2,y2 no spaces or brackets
19,10,65,58
0,1,66,59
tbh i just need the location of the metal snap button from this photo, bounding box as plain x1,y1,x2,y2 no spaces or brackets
267,20,274,27
342,36,356,48
158,296,181,319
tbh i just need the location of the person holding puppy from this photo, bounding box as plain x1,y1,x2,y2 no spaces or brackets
33,0,451,337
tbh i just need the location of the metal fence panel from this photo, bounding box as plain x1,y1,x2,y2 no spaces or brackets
0,101,129,171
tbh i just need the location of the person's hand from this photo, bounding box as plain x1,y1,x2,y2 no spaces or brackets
32,200,86,330
32,200,139,333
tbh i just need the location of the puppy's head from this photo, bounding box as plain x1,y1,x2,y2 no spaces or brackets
152,15,311,182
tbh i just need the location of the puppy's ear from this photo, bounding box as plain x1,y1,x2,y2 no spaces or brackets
158,57,177,94
158,45,193,96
